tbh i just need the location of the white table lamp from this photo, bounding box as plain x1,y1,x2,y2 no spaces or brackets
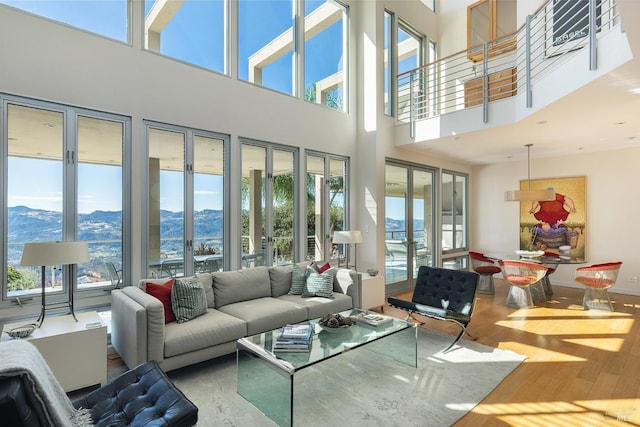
332,230,362,270
21,241,90,326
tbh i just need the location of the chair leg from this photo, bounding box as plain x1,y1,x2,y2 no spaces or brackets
477,275,495,295
442,322,477,353
583,287,614,311
506,285,534,308
530,280,547,302
407,312,477,352
542,274,553,295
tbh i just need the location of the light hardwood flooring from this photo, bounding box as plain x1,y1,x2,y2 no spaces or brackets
384,278,640,426
102,279,640,426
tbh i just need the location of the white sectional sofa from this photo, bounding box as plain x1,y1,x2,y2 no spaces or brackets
111,264,361,372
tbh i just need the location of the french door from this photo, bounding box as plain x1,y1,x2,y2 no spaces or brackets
384,161,436,294
241,140,297,267
145,122,227,278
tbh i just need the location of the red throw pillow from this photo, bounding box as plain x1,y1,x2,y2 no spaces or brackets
145,279,176,324
317,262,331,274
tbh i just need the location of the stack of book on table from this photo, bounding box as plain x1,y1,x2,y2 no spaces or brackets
351,311,393,327
274,324,313,352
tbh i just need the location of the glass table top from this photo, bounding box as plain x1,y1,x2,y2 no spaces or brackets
237,308,413,373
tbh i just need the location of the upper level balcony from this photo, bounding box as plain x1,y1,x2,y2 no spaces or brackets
395,0,637,162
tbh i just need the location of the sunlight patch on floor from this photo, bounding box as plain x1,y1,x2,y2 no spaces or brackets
473,398,640,425
563,337,625,352
497,342,586,362
506,306,632,318
495,318,634,336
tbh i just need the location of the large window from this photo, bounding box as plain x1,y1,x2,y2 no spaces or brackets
383,10,393,116
143,0,227,74
441,171,468,254
146,123,227,278
241,140,297,267
387,13,426,120
239,0,349,108
0,0,129,42
385,161,436,294
3,97,129,304
239,0,294,95
304,0,348,111
467,0,516,61
306,152,347,262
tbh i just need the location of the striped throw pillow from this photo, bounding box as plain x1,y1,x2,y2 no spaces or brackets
302,266,335,298
171,276,208,323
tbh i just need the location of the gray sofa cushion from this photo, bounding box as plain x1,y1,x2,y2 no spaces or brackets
213,266,271,308
269,265,293,297
277,293,353,319
218,297,307,336
197,273,215,308
164,309,247,358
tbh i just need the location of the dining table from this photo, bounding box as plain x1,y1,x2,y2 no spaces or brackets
485,251,587,299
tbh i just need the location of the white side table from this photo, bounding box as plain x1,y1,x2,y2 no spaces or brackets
1,311,107,392
360,273,385,311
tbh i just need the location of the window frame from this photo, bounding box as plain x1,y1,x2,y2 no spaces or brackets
441,169,469,255
0,0,131,44
1,94,131,307
143,120,229,278
304,150,349,263
466,0,517,62
240,138,299,268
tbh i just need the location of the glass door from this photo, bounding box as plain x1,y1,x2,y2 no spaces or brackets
385,161,436,294
146,123,227,277
241,141,297,268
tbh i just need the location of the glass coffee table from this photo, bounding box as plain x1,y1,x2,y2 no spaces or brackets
236,309,416,427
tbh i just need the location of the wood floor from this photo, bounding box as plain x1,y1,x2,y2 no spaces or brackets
384,279,640,426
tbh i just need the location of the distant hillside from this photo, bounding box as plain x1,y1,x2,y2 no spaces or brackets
7,206,224,263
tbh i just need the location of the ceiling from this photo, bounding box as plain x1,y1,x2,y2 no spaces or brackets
401,1,640,167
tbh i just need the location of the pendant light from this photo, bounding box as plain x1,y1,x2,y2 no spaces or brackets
504,144,555,202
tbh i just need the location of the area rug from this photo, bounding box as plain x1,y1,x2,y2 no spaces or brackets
167,327,526,426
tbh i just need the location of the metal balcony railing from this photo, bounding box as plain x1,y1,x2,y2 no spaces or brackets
397,0,620,137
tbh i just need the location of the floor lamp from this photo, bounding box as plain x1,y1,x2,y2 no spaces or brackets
332,230,362,270
20,241,90,326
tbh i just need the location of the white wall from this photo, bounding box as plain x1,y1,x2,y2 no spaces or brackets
472,148,640,295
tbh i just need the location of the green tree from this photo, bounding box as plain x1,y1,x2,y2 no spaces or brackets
304,83,343,110
241,167,345,263
7,265,37,292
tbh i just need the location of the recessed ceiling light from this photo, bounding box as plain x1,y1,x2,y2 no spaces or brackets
536,120,547,125
614,122,625,125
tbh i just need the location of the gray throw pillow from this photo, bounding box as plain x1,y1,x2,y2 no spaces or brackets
302,266,335,298
289,263,307,295
171,276,208,323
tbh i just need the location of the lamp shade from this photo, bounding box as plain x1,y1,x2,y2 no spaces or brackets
505,144,556,202
349,230,363,244
504,188,556,202
332,230,362,244
21,241,90,266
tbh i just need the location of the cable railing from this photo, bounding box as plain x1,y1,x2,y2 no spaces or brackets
397,0,620,136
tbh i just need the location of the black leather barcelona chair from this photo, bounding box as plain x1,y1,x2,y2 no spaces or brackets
388,266,479,352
